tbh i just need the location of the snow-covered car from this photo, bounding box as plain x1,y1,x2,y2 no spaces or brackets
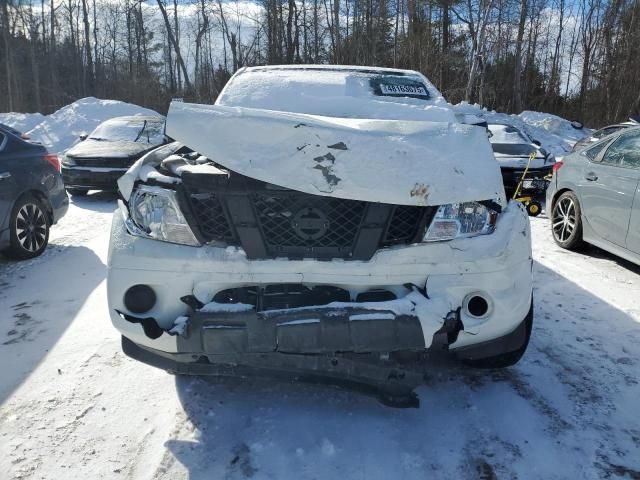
547,126,640,265
0,124,68,259
487,123,555,199
572,120,638,152
107,66,533,400
61,115,167,196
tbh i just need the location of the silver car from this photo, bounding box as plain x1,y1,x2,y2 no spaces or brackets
546,126,640,265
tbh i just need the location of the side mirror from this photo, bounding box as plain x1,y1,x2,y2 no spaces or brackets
532,139,541,147
79,133,88,141
571,121,584,130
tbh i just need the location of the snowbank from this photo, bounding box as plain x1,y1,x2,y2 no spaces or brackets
0,97,159,154
453,102,591,156
0,111,45,133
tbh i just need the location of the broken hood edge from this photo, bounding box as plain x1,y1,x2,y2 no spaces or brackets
161,101,506,207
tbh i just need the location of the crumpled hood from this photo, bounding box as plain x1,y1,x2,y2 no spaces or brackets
66,138,158,159
164,101,506,207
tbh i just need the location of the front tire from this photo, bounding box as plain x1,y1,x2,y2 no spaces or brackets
2,194,50,260
551,191,584,250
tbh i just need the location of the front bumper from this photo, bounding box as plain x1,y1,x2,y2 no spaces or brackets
61,165,128,190
108,201,533,363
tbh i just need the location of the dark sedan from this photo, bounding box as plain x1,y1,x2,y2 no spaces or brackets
61,115,166,195
0,124,68,259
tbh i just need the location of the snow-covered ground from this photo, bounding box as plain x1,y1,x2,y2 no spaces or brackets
0,99,635,479
0,97,160,154
1,195,639,479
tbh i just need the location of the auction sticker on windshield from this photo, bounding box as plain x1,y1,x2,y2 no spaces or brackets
379,83,428,96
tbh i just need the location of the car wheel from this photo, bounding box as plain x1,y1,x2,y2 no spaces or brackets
3,194,50,260
66,188,88,196
527,201,542,217
551,191,584,250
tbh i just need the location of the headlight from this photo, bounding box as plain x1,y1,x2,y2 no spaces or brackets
423,202,498,242
126,185,200,246
61,154,76,166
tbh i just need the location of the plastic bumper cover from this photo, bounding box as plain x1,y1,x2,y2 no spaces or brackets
108,201,533,359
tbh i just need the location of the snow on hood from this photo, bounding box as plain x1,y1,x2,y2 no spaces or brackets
165,101,505,207
66,138,159,159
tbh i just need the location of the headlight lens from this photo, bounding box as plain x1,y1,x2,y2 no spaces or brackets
423,202,498,242
127,185,200,246
61,154,76,166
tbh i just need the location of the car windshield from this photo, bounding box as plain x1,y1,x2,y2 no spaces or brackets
88,118,165,144
217,68,437,119
593,126,624,139
487,124,530,144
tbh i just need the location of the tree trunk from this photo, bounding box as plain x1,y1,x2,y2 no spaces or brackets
440,0,450,91
82,0,94,94
1,0,14,111
156,0,191,91
513,0,527,113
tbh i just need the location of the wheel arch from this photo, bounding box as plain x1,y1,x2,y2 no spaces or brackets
13,189,54,224
550,187,574,213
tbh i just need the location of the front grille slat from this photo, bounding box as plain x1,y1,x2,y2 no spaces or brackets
73,157,132,168
383,205,424,245
189,193,236,242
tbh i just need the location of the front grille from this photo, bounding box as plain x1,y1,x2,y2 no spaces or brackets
189,193,236,242
383,205,424,245
182,181,432,260
73,157,132,168
252,194,366,249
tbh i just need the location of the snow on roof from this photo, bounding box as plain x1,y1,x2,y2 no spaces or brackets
216,66,456,122
454,102,593,156
242,64,429,75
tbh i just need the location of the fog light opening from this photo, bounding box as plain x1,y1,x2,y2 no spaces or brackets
465,294,489,318
124,284,157,314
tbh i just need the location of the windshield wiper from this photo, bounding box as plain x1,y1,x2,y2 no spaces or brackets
134,120,148,143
